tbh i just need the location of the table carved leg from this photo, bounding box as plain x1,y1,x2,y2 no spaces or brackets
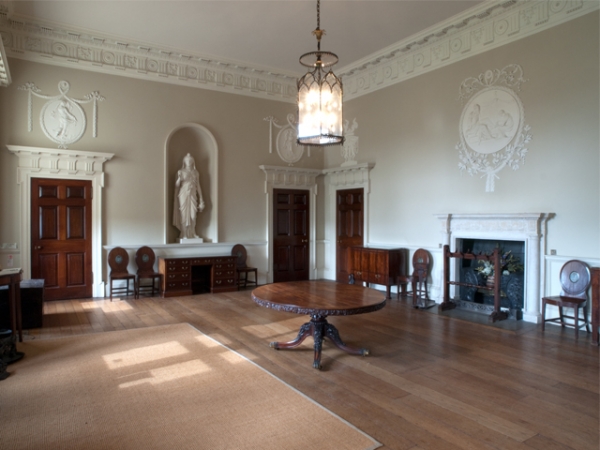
270,314,369,370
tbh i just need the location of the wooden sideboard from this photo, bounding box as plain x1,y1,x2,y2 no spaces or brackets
349,246,407,299
158,256,237,298
592,267,599,346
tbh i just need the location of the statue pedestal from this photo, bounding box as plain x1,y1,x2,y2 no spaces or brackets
179,238,204,244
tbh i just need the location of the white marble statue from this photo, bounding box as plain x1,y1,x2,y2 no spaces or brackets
173,153,205,240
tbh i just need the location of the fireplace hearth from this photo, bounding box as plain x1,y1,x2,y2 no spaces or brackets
458,238,525,319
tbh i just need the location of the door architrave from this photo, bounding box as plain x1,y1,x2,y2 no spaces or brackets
323,163,375,281
7,145,114,298
260,165,320,284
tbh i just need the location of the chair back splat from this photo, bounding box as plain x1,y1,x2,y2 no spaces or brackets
232,244,258,290
108,247,137,301
135,246,163,298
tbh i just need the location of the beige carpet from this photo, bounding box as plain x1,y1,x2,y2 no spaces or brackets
1,323,380,450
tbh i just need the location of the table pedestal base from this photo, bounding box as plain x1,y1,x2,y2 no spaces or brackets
270,314,369,370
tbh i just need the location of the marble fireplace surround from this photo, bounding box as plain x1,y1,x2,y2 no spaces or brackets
436,213,554,323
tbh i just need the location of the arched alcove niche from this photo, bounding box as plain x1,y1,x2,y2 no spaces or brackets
164,123,218,244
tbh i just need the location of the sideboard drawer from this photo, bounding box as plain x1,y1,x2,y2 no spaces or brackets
159,255,238,297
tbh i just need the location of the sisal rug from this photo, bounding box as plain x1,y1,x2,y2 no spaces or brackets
0,323,381,450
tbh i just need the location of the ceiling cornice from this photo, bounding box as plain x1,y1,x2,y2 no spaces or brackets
0,2,298,101
0,1,597,101
340,0,599,100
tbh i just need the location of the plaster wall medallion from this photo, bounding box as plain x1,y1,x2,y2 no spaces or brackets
264,114,305,165
341,118,359,167
456,64,532,192
18,80,104,149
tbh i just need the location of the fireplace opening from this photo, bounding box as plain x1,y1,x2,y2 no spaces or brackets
457,238,525,319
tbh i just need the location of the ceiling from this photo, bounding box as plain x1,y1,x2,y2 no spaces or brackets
11,0,485,76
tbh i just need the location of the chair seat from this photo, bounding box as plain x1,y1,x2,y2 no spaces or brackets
109,273,137,300
136,271,163,297
542,295,586,307
542,295,589,338
111,272,136,280
232,244,258,290
236,266,257,290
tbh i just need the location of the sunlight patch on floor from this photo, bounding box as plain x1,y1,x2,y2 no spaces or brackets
118,359,210,388
103,341,189,369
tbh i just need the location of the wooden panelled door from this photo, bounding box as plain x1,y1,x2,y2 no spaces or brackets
336,188,364,282
273,189,309,283
31,178,93,301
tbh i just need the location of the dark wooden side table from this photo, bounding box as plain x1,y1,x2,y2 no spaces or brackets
0,269,23,342
252,280,386,369
591,267,599,346
349,246,407,300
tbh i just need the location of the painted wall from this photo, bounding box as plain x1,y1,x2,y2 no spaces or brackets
0,11,597,303
0,57,319,276
327,12,599,261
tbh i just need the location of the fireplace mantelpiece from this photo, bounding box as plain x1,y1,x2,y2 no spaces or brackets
435,213,554,323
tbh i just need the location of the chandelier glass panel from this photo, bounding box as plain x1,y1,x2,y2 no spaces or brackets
297,0,344,146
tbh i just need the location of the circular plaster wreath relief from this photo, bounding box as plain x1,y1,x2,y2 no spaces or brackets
276,113,304,165
460,87,523,155
41,98,86,148
457,64,532,192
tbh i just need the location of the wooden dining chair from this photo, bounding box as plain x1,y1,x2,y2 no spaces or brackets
232,244,257,290
398,248,435,309
135,246,162,298
108,247,137,301
542,259,591,339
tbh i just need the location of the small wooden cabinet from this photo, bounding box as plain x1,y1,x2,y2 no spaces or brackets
159,256,237,298
350,246,407,299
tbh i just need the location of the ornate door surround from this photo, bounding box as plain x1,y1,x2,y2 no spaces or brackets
7,145,114,297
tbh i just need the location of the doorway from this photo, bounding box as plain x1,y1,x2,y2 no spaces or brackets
335,188,364,282
30,178,93,300
272,189,309,283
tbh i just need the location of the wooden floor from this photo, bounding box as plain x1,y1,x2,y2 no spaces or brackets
19,288,599,450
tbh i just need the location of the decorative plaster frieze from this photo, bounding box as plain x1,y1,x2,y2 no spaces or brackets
341,119,359,167
0,1,596,101
7,144,113,178
259,165,321,190
456,64,532,192
0,2,10,85
18,80,104,149
322,163,375,191
339,0,599,101
263,114,306,165
0,12,297,102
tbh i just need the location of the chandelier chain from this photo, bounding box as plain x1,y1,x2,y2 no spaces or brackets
317,0,320,30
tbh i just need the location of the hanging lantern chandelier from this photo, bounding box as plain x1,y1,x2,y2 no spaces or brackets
297,0,344,146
